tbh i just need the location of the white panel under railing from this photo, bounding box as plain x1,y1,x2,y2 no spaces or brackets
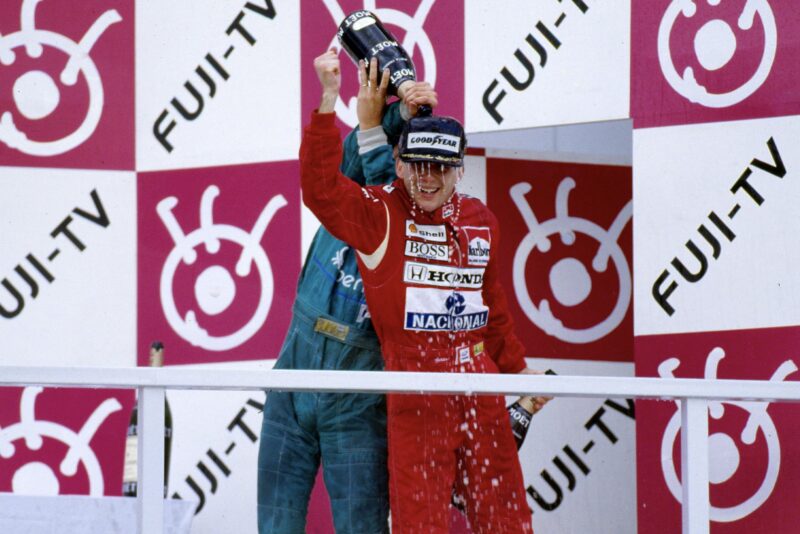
2,367,799,534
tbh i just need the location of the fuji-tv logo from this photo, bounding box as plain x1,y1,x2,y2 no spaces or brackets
510,177,631,345
0,0,122,157
657,345,797,522
0,387,122,496
657,0,777,109
156,184,287,351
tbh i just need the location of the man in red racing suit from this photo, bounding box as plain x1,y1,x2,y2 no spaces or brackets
300,79,545,533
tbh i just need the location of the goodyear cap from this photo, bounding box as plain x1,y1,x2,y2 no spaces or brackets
398,115,466,167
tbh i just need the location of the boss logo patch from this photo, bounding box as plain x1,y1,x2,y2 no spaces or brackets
405,240,449,261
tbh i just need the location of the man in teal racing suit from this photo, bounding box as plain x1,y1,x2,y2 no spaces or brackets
257,50,437,534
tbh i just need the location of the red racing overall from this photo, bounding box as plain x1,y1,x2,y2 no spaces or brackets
301,111,533,534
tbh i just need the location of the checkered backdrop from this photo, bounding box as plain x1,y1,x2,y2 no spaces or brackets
2,1,797,533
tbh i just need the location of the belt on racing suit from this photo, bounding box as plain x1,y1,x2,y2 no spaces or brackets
293,296,380,352
382,338,487,371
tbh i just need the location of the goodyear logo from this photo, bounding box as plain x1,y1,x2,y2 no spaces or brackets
407,133,461,154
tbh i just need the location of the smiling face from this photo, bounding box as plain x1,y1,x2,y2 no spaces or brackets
397,159,462,213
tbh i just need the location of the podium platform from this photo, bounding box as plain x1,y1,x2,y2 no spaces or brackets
0,494,195,534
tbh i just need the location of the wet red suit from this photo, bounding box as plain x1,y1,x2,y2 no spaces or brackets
301,111,533,534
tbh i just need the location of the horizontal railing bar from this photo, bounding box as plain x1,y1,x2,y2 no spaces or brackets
1,366,799,402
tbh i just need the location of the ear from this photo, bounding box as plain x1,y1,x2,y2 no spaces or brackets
395,157,404,176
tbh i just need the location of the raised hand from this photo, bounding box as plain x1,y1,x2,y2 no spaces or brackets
518,367,554,412
401,81,438,117
314,48,341,113
357,57,389,130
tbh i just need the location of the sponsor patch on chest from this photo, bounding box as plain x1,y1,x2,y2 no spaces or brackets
406,220,447,242
442,203,454,219
404,287,488,332
405,240,449,261
404,261,485,289
463,226,491,266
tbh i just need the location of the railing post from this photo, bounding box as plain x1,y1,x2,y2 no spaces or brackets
681,398,709,534
137,386,165,534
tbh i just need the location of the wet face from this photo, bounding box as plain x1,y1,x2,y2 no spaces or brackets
398,160,462,213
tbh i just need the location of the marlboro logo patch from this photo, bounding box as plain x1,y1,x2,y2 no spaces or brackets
463,226,491,265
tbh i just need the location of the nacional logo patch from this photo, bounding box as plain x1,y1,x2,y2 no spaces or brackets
404,287,488,332
463,226,491,265
405,240,449,261
404,261,484,289
406,220,447,242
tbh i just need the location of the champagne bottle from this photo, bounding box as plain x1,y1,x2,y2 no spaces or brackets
122,400,138,496
337,10,431,116
338,10,415,96
122,341,173,497
508,397,536,450
508,369,556,450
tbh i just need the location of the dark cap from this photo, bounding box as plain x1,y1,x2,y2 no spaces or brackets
398,115,466,167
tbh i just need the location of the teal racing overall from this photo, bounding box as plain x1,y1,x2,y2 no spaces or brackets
257,104,403,534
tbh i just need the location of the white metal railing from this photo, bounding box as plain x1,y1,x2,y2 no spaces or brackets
3,366,800,534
